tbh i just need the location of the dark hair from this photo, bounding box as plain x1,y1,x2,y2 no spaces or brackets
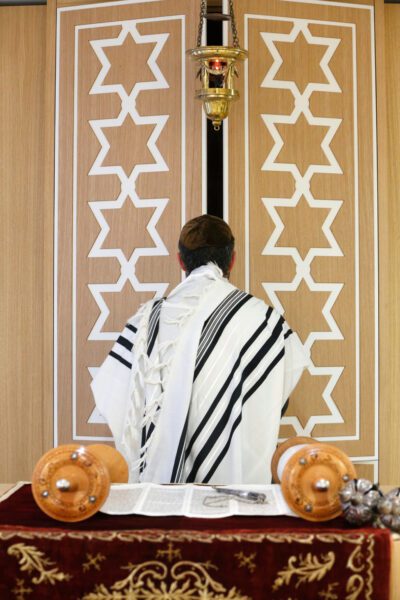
178,242,234,277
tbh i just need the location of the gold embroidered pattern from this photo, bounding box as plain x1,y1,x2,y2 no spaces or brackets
345,574,364,600
81,559,250,600
7,543,72,585
235,551,257,573
1,527,381,597
272,551,335,591
343,533,375,600
365,535,374,598
83,553,106,572
312,533,366,545
318,582,339,600
156,542,182,563
11,578,32,599
346,546,364,573
0,528,348,543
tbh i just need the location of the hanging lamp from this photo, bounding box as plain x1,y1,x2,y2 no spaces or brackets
187,0,248,131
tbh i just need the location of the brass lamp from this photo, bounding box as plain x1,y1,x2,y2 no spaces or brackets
187,0,248,131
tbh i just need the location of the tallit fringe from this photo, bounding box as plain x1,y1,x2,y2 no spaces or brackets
121,270,218,480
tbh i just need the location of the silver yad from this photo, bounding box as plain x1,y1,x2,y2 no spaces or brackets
212,487,267,504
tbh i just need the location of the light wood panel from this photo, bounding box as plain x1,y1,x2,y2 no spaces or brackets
0,7,48,480
0,0,396,486
353,462,376,482
380,4,400,485
56,0,203,444
228,0,378,461
43,0,57,463
58,0,120,5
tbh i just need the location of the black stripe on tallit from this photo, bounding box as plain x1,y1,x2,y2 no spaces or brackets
141,426,146,448
170,413,190,483
140,413,160,473
185,315,284,482
145,421,156,442
196,290,243,360
126,323,137,334
183,307,274,463
109,350,132,369
195,290,247,364
147,299,164,356
194,292,253,381
139,427,147,474
201,347,285,483
116,335,133,351
284,328,293,340
281,398,289,417
148,299,163,335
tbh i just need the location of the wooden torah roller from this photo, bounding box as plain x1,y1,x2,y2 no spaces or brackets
271,436,357,521
31,444,128,522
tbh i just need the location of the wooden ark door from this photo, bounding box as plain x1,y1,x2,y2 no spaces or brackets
55,0,204,445
227,0,378,479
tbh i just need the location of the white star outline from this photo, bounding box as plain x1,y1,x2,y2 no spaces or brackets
261,111,342,181
263,276,343,352
87,21,171,340
280,364,344,438
264,274,345,437
260,21,346,435
262,179,343,266
260,22,341,99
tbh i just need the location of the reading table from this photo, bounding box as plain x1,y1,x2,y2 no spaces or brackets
0,483,396,599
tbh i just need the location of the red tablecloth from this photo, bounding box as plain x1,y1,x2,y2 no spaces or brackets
0,484,392,599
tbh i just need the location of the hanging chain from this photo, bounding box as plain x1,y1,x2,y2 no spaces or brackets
196,0,207,47
196,0,241,48
228,0,240,48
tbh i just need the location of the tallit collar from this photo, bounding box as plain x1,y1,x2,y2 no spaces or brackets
188,262,224,279
168,263,224,300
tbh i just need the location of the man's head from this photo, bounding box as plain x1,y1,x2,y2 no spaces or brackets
178,215,235,278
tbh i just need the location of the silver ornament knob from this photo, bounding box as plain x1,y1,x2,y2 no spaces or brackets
392,499,400,516
378,498,393,515
314,478,330,491
356,479,373,494
339,486,354,503
363,490,381,508
56,479,71,491
351,492,364,506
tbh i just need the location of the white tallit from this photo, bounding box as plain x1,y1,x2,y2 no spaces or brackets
91,263,309,484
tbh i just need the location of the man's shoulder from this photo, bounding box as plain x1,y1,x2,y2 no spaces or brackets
229,284,277,314
224,285,285,327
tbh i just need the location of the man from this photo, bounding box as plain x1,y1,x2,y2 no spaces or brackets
91,215,309,484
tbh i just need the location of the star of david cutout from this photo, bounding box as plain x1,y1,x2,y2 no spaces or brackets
101,32,158,95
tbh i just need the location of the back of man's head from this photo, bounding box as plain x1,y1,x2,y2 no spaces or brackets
178,214,235,277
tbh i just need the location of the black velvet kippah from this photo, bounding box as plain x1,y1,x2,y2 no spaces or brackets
179,215,234,250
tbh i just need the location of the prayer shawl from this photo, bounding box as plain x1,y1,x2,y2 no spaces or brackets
91,264,309,484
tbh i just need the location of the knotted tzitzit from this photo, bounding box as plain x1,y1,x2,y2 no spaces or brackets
121,269,218,480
